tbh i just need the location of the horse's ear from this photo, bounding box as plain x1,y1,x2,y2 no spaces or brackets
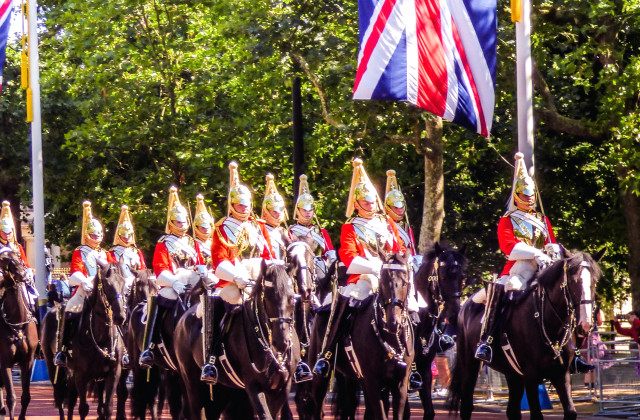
458,244,467,256
592,247,606,263
434,242,443,256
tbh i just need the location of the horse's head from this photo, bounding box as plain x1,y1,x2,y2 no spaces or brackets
416,242,467,326
0,249,28,290
128,268,158,309
94,260,128,326
253,259,296,361
285,240,316,302
538,248,603,332
379,251,411,334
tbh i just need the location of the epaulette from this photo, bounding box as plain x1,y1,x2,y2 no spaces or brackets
157,234,169,243
345,217,355,224
503,210,514,218
215,216,227,227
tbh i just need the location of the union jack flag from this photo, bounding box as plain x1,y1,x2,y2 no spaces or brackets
353,0,497,137
0,0,14,99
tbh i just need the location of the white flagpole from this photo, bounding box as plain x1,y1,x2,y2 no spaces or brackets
515,0,535,175
27,0,45,300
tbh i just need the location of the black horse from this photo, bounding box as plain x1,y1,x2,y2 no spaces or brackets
448,249,603,420
0,249,39,420
41,260,128,420
116,268,163,420
409,242,467,420
174,259,300,420
307,251,414,420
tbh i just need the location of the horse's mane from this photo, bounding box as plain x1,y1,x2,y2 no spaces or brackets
535,251,601,288
420,242,468,277
250,263,293,300
89,262,126,305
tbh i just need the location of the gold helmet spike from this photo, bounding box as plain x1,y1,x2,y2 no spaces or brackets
346,158,382,217
81,201,103,246
0,201,16,240
165,186,189,234
508,152,537,212
296,174,314,211
114,204,135,246
193,194,214,240
384,170,405,222
262,174,287,226
228,161,252,220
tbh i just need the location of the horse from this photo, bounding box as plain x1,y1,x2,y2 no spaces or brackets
448,248,604,420
307,251,414,420
0,249,39,420
41,260,128,420
115,268,163,420
408,242,468,420
174,258,300,420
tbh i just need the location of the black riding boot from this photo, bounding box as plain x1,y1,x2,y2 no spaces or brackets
475,283,505,363
54,310,78,367
139,295,159,369
408,362,423,391
570,349,595,374
200,294,219,384
313,293,350,378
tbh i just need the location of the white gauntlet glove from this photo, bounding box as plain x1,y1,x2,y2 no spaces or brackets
325,250,337,264
82,277,94,292
233,275,251,290
172,281,186,294
504,276,523,292
535,253,552,270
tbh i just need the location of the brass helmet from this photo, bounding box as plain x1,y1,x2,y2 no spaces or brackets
384,170,405,222
262,174,287,226
295,174,315,225
81,201,103,248
193,194,214,241
227,161,252,221
0,201,16,244
346,158,382,218
114,204,135,247
508,152,537,212
165,186,189,236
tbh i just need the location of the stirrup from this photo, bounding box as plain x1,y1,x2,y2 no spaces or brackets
474,342,492,363
139,348,155,369
408,370,423,392
54,351,68,368
313,358,331,378
438,334,455,353
571,355,594,374
294,362,313,383
200,363,218,384
121,353,131,370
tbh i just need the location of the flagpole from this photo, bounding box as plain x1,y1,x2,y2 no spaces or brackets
515,0,534,175
27,0,45,299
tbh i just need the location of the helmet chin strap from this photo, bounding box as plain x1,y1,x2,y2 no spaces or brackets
354,200,376,219
230,207,250,222
385,205,403,222
295,207,313,226
85,236,102,249
168,221,187,237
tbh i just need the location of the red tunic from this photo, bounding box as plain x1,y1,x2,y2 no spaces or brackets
152,239,201,277
107,248,147,270
497,215,556,276
339,219,405,285
211,217,273,288
70,248,115,277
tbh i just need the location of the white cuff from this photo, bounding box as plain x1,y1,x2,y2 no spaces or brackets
69,271,88,287
157,270,178,287
347,256,382,275
508,242,543,261
215,260,238,282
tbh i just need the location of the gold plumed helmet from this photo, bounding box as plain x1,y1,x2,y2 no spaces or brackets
193,194,214,240
508,152,537,212
165,186,189,235
262,174,287,226
81,201,103,247
295,175,314,212
0,201,16,241
227,161,252,221
114,204,135,246
384,170,405,222
346,158,383,218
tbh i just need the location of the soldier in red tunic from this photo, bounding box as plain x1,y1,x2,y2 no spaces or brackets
139,187,201,368
108,204,147,368
55,201,114,367
313,158,407,378
262,174,288,262
288,174,336,286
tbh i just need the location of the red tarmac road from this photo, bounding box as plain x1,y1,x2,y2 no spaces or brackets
17,381,603,419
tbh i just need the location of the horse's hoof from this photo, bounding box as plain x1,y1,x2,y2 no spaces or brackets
0,407,6,415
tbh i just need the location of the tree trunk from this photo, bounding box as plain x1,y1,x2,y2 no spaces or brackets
418,116,444,255
623,187,640,315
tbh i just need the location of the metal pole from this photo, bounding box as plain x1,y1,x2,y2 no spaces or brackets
515,0,535,175
292,76,304,201
27,0,45,299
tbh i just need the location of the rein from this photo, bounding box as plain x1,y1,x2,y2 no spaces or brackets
0,277,35,334
87,277,124,361
287,241,317,348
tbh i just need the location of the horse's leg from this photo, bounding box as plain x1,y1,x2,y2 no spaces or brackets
67,378,78,420
102,368,121,420
504,374,524,420
76,376,90,420
165,371,184,420
1,364,16,420
116,370,129,420
361,378,386,420
310,375,331,420
391,373,409,420
245,384,273,420
524,381,543,420
415,353,434,420
549,373,577,420
18,360,33,420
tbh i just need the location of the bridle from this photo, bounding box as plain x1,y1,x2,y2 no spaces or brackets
0,258,35,333
88,269,126,361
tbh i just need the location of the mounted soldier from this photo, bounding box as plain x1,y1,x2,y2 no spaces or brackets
0,201,38,318
108,204,148,368
473,153,593,373
193,194,214,270
139,186,201,368
288,174,336,286
55,201,114,367
262,174,289,261
313,158,407,378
